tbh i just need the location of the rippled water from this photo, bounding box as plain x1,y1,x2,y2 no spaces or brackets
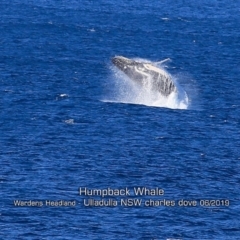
1,0,240,239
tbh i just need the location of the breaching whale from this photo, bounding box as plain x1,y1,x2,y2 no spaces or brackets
112,56,177,97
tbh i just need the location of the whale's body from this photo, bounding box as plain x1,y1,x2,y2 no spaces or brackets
112,56,176,97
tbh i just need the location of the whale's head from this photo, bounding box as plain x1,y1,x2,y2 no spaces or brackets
112,56,145,79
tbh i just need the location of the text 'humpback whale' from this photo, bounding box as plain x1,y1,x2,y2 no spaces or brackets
112,56,176,97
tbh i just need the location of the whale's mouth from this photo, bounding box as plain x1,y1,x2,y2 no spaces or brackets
112,56,134,71
112,56,145,80
112,56,131,64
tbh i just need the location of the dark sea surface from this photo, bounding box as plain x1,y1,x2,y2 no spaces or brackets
1,0,240,239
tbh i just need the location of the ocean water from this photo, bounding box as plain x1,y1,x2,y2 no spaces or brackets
1,0,240,239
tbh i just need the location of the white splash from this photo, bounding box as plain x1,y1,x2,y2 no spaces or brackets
64,119,74,124
103,58,189,110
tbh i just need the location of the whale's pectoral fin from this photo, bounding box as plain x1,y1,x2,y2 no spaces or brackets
155,58,171,65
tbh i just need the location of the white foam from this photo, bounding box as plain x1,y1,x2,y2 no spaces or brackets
161,18,170,21
60,93,68,97
64,119,74,124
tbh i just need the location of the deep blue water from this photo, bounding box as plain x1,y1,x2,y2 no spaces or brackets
1,0,240,239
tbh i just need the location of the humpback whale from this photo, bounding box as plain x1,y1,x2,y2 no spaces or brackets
112,56,177,97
